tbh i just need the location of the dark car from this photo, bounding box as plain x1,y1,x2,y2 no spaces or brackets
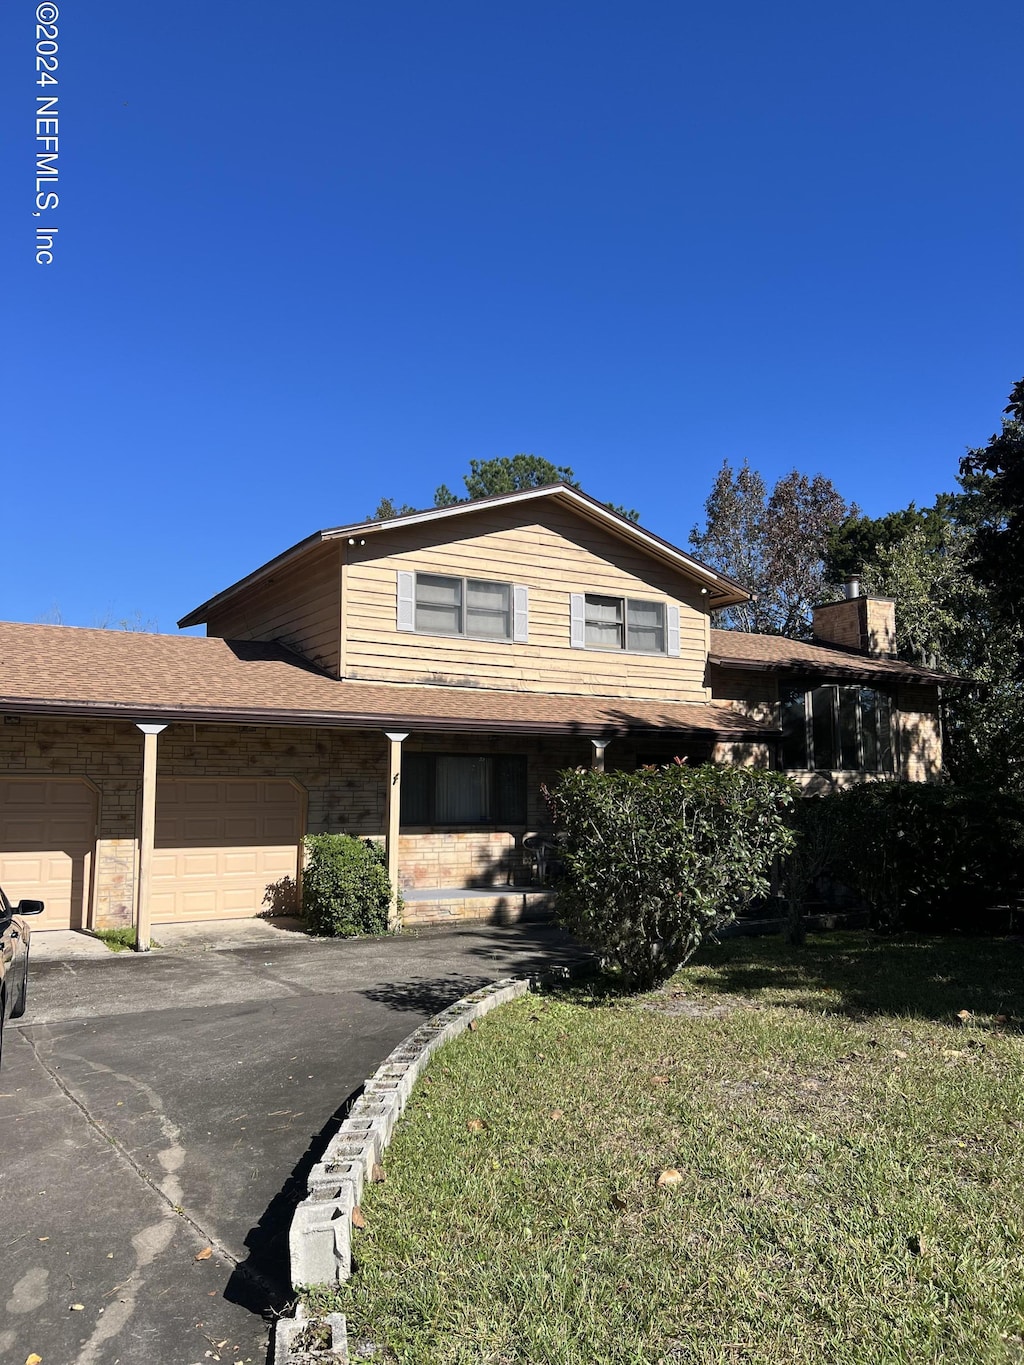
1,885,44,1067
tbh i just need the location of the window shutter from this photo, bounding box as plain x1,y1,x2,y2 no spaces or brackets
666,605,681,657
570,594,585,649
396,571,415,631
512,585,529,643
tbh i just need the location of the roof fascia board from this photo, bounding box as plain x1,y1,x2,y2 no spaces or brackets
177,531,328,628
708,653,965,685
0,695,776,739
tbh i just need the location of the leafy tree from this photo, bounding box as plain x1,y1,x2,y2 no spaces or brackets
372,453,640,523
456,454,579,502
689,461,856,636
959,377,1024,667
368,496,417,521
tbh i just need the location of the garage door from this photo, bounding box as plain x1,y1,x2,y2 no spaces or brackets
150,779,304,923
0,778,97,931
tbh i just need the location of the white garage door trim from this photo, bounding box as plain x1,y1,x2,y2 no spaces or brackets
0,776,99,932
150,777,307,924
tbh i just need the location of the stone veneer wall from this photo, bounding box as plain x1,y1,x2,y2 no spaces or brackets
0,718,601,928
0,717,390,929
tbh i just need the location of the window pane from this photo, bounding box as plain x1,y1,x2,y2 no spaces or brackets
810,687,838,770
494,756,528,823
585,595,623,648
466,580,511,639
415,574,462,634
627,600,665,653
401,754,433,825
859,689,879,771
876,692,894,773
838,688,860,770
435,756,490,823
780,689,807,769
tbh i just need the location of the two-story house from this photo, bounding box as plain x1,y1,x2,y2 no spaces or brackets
0,485,954,937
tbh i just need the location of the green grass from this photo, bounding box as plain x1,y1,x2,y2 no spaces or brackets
308,933,1024,1363
91,927,160,952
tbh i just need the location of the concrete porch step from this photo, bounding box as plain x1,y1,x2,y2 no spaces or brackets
401,885,556,927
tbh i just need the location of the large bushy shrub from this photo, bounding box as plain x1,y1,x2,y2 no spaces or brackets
302,834,393,937
547,763,797,987
793,784,1024,932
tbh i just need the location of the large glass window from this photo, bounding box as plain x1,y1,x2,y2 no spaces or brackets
584,595,667,653
780,684,894,773
414,574,511,640
401,754,528,826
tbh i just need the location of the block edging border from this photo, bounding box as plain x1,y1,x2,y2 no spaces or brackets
273,964,573,1363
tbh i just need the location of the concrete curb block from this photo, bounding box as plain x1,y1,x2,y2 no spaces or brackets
275,972,544,1363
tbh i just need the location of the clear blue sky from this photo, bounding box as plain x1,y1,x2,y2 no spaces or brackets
2,1,1021,633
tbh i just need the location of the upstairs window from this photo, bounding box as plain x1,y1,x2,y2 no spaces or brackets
397,572,528,642
781,684,894,773
572,594,679,655
401,753,528,826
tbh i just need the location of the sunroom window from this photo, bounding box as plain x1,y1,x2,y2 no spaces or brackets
781,684,894,773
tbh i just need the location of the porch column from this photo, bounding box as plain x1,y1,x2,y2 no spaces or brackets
383,731,409,931
590,738,611,773
135,723,167,952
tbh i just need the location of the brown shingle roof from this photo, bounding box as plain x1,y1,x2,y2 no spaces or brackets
0,621,773,739
709,629,964,684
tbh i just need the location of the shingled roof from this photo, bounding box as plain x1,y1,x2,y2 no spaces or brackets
0,621,773,739
709,629,964,684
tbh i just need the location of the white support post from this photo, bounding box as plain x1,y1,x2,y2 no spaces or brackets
383,731,409,931
135,723,168,952
591,738,611,773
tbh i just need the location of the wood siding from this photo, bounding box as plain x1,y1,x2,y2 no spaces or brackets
204,544,341,675
344,504,711,701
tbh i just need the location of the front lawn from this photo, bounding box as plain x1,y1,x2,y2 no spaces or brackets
309,933,1024,1363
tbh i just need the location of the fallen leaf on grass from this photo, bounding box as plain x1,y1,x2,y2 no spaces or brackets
956,1010,972,1023
466,1118,490,1133
371,1163,386,1183
995,1014,1008,1025
194,1247,213,1261
468,1019,479,1032
651,1075,670,1085
892,1049,908,1060
656,1169,684,1187
610,1193,627,1213
549,1109,563,1121
351,1206,366,1230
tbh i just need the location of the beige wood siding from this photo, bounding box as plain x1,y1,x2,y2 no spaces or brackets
0,777,97,931
707,666,779,727
344,504,711,701
205,544,341,675
150,778,304,922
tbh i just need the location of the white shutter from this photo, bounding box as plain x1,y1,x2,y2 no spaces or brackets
570,594,585,649
397,571,415,631
666,604,681,657
513,585,529,643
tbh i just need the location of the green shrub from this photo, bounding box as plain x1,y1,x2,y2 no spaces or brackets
302,834,394,937
793,783,1024,932
547,763,798,988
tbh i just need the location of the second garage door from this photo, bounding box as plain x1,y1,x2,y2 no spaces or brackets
151,779,304,923
0,777,97,931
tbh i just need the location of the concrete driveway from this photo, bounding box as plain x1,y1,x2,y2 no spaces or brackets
0,918,581,1365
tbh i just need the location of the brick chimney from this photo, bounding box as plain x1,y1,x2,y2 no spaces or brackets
811,577,897,658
